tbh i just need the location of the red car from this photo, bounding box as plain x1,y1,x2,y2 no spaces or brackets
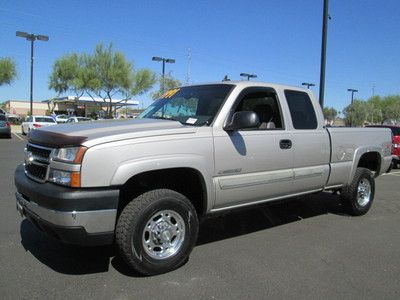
367,125,400,168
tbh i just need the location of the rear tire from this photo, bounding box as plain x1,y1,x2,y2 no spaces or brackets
116,189,199,275
341,167,375,216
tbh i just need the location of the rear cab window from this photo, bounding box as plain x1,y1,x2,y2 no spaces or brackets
35,117,56,123
284,90,318,129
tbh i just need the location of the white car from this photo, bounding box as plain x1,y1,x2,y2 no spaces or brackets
21,116,57,135
66,117,92,123
55,114,69,123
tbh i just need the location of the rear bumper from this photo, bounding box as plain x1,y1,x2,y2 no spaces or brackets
0,127,11,135
15,165,119,246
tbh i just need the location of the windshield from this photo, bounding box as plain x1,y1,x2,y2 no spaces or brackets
138,84,234,126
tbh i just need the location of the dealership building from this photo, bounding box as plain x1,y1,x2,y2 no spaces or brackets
3,96,139,118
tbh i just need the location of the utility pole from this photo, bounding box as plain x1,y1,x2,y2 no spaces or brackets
318,0,329,108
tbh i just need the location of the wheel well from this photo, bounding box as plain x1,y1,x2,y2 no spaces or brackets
118,168,207,217
357,152,381,174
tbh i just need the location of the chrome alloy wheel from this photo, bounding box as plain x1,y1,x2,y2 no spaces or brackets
357,178,371,207
142,210,186,260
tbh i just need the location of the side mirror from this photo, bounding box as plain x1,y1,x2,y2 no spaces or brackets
224,111,260,131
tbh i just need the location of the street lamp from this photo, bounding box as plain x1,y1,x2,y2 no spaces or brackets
16,31,49,116
152,56,175,93
302,82,315,89
347,88,358,105
319,0,330,108
240,73,257,81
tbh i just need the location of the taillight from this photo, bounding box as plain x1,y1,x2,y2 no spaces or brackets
5,122,10,127
33,123,42,128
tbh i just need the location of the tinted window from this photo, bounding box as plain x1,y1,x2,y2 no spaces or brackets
35,117,55,123
392,128,400,136
233,90,283,130
139,84,234,126
77,117,91,122
285,90,318,129
0,115,7,121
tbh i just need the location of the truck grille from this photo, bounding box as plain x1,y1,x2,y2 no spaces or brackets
25,163,47,180
24,143,54,182
26,144,52,160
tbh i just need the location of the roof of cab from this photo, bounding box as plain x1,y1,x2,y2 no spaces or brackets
185,80,310,93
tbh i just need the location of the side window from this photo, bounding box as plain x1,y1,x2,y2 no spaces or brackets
285,90,318,129
234,90,283,130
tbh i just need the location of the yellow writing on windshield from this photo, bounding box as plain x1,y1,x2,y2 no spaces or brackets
161,88,180,99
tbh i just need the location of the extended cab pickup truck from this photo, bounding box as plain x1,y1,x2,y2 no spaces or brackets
15,81,392,275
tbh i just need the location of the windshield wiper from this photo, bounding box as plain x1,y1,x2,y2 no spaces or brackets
150,116,200,126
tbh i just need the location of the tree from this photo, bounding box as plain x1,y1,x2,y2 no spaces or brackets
323,107,337,124
343,100,368,126
49,53,85,98
0,57,17,86
151,73,181,100
49,43,156,117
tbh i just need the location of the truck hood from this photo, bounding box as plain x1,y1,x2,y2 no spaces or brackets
28,118,198,148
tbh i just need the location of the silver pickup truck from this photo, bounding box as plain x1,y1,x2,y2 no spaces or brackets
15,81,392,275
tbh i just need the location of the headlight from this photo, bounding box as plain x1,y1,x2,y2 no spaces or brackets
52,146,87,163
49,169,81,187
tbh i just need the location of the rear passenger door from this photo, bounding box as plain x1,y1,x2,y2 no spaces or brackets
284,90,330,194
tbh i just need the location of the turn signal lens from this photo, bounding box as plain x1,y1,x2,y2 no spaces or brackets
70,172,81,188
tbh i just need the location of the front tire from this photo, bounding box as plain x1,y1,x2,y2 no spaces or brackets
116,189,199,275
341,167,375,216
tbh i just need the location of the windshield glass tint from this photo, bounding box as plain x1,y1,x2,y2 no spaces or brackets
0,115,7,121
35,117,55,123
138,84,234,126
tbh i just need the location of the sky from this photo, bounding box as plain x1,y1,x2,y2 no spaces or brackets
1,0,399,112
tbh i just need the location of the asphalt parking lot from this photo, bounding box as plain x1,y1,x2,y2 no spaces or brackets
1,134,399,299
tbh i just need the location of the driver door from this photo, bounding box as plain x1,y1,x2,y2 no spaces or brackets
212,87,294,209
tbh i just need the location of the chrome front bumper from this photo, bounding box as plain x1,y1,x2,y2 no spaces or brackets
16,192,117,234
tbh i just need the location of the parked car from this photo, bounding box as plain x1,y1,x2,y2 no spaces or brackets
54,114,69,123
66,117,92,123
367,125,400,168
21,116,57,135
0,114,11,138
15,81,392,275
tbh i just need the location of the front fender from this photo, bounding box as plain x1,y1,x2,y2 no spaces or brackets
110,154,215,211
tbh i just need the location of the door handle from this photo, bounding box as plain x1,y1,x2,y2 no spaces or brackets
280,139,292,149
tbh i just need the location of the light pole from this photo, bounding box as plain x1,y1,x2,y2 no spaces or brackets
319,0,330,108
240,73,257,81
347,88,358,127
302,82,315,89
347,88,358,105
152,56,175,94
16,31,49,116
